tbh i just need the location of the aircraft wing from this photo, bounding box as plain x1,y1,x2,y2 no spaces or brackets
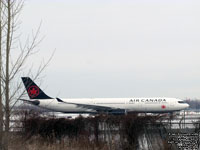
56,98,115,112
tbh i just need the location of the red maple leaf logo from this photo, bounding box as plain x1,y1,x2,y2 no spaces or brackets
161,105,166,109
28,86,39,98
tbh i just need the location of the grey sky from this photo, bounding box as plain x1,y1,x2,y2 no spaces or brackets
20,0,200,98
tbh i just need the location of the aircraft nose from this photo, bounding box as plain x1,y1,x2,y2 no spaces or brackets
185,103,189,108
182,103,189,109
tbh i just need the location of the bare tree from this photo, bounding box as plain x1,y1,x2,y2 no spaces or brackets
0,1,53,150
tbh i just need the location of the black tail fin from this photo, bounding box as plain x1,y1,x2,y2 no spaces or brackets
21,77,52,99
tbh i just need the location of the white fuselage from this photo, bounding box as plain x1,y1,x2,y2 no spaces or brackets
36,97,189,114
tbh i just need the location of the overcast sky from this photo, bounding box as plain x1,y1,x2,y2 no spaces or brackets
20,0,200,99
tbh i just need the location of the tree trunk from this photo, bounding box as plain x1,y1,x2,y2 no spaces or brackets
5,0,11,149
0,0,3,148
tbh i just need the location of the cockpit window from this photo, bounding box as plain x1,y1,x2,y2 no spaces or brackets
178,101,187,104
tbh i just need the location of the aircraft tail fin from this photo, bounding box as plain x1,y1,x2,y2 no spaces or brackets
21,77,53,99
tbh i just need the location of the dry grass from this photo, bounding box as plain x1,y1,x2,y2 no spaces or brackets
8,134,111,150
6,114,168,150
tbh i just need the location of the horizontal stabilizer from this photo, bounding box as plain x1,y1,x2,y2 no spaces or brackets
19,99,40,106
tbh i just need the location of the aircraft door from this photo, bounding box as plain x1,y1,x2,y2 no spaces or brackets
169,100,174,111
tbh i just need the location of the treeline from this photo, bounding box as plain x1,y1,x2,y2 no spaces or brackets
19,113,168,150
185,99,200,109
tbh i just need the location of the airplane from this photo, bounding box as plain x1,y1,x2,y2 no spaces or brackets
20,77,189,115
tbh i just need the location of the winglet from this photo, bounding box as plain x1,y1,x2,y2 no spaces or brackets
56,98,64,102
